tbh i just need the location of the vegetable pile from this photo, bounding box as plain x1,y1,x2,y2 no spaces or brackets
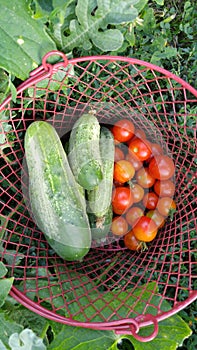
24,111,176,261
110,118,176,251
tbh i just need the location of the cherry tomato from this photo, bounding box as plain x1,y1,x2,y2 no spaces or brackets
124,230,143,251
126,206,144,227
132,216,158,242
157,197,176,217
148,155,175,180
112,119,135,143
136,167,155,188
111,216,128,236
146,209,165,229
142,191,159,210
149,143,163,157
114,160,135,184
114,147,125,162
134,129,146,140
154,180,175,197
129,138,152,161
125,152,143,171
112,187,134,215
130,183,144,203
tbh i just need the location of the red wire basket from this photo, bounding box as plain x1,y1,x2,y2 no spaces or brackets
0,51,197,342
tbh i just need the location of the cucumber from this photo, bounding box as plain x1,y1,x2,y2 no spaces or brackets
89,205,113,240
68,111,103,190
87,126,114,218
24,121,91,262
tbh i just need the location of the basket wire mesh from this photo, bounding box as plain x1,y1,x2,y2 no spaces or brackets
0,51,197,341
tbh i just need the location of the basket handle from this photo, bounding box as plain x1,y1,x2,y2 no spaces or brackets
113,314,159,342
30,50,69,78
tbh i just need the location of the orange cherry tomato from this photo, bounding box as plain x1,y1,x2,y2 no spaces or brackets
114,147,125,162
114,160,135,184
146,209,165,229
111,216,128,236
136,167,155,188
154,180,175,198
157,197,176,217
124,230,143,251
130,183,145,203
132,216,158,242
125,152,143,171
126,206,144,227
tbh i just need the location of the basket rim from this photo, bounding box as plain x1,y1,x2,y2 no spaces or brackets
0,51,197,112
1,51,197,339
10,286,197,335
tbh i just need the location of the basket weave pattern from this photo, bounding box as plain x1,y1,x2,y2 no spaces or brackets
0,52,196,339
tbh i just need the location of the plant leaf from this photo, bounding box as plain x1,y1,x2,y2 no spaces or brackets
48,325,117,350
0,261,8,278
0,312,23,347
0,278,14,308
62,0,139,52
0,0,56,79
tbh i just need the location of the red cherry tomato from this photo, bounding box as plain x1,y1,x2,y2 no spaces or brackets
114,147,125,162
114,160,135,184
111,216,128,236
125,152,143,171
132,216,158,242
126,206,144,227
112,187,134,215
142,191,159,210
146,209,165,229
154,180,175,197
130,183,145,203
136,167,155,188
157,197,176,217
129,138,152,161
112,119,135,143
124,230,143,251
148,155,175,180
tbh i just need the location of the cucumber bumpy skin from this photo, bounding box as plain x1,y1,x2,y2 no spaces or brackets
68,112,103,190
24,121,91,262
87,126,115,218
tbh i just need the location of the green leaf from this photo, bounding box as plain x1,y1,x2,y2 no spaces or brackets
153,0,164,5
0,312,23,347
62,0,139,52
48,325,117,350
2,300,49,339
0,277,14,307
134,0,148,12
0,261,8,278
0,0,56,79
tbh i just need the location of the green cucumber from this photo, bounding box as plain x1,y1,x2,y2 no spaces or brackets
68,111,103,190
87,126,114,218
24,121,91,262
88,205,113,240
